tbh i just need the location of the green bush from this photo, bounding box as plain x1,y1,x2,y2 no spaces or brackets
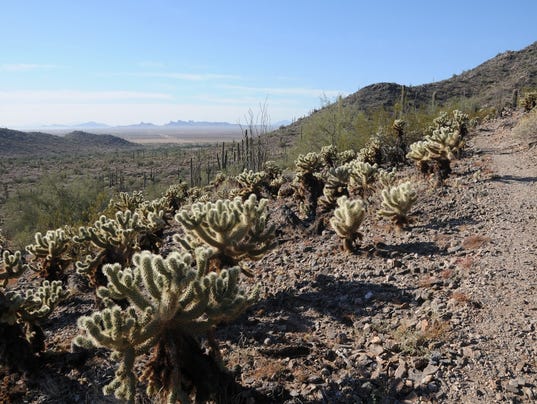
3,175,111,248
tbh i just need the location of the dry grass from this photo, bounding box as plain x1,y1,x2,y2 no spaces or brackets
455,256,474,270
462,235,491,250
450,291,472,305
512,108,537,145
392,318,450,356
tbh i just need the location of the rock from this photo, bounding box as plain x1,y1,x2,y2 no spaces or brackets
370,336,382,345
422,364,439,376
413,357,429,370
394,361,408,379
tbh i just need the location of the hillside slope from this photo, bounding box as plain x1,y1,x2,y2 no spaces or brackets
2,112,536,403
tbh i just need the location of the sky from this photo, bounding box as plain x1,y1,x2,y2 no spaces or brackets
1,0,536,128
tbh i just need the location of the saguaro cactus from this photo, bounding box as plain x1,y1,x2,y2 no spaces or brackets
74,248,258,403
330,196,366,252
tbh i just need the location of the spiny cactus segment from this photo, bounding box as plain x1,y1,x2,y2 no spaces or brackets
74,248,258,403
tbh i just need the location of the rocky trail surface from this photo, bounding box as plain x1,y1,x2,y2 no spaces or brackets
1,112,536,403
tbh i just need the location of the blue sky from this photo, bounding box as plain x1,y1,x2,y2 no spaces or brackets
1,0,536,127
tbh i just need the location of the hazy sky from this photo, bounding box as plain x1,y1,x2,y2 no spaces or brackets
1,0,536,127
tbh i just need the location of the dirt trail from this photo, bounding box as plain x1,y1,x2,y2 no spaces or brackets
454,116,537,401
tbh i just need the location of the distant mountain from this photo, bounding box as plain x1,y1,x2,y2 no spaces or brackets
0,128,137,157
73,121,111,129
118,122,158,129
164,120,238,127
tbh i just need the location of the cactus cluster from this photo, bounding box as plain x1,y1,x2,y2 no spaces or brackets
1,250,67,368
175,194,276,267
407,110,467,182
74,248,258,403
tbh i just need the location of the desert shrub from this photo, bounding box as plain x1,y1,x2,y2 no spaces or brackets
3,175,111,248
521,91,537,112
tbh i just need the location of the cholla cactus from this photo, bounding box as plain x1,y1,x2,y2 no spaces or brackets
162,182,189,213
1,253,67,369
295,152,323,175
175,194,276,267
26,228,75,281
74,248,258,403
293,152,325,219
377,168,397,189
319,165,350,211
330,196,365,252
262,160,282,178
0,250,29,287
74,210,147,285
337,149,357,164
357,138,383,165
235,169,269,199
377,181,417,228
108,191,146,213
406,140,431,174
320,144,338,168
348,161,378,197
262,161,285,196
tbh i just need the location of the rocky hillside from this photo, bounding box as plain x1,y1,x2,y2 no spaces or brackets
275,41,537,139
1,110,536,403
0,128,137,158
